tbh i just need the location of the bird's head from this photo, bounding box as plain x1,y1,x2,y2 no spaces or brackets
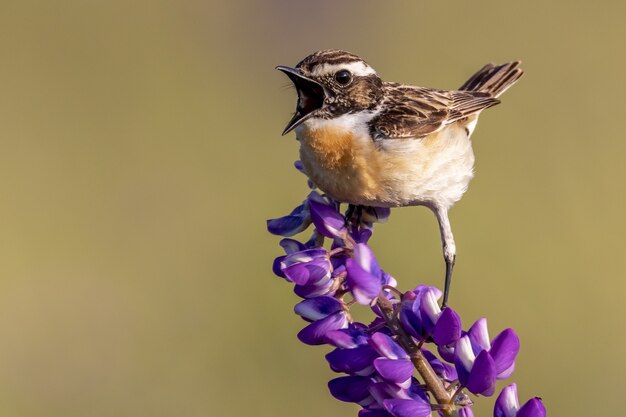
277,49,384,135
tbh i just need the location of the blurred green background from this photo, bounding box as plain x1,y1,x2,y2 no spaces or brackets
0,1,623,416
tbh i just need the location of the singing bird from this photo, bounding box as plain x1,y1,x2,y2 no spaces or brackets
276,50,523,307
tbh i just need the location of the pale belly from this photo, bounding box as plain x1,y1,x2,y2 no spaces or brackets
296,121,475,209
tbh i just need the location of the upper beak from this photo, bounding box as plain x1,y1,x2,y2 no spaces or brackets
276,66,326,135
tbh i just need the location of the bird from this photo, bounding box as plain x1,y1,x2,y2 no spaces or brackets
276,49,523,307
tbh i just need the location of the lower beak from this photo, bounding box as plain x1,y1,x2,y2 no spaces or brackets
276,66,326,135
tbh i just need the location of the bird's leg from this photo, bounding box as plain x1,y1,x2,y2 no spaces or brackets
344,204,363,228
433,205,456,309
344,204,357,225
355,205,363,226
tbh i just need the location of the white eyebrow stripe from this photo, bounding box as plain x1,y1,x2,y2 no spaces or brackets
313,61,377,77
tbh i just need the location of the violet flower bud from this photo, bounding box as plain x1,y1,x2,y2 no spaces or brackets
328,375,374,405
346,243,384,305
399,287,462,346
307,192,346,239
267,201,311,236
494,384,546,417
454,319,520,396
466,319,520,380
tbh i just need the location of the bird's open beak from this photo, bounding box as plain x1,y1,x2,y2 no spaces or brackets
276,66,326,135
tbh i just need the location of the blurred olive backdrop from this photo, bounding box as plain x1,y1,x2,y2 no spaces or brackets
0,1,624,416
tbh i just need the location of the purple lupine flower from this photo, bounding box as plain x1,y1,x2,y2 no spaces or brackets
297,311,349,345
326,325,371,349
382,384,432,417
267,200,312,236
278,246,341,299
369,332,413,388
363,377,431,417
326,342,379,376
294,290,349,346
294,296,344,322
466,319,520,380
307,192,347,239
346,243,384,305
329,375,374,405
281,248,331,286
494,384,546,417
421,348,457,382
454,337,498,396
399,286,462,346
454,319,520,396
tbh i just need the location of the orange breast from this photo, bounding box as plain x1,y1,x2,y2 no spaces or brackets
297,124,383,204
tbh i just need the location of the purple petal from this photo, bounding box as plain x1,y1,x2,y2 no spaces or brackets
432,307,462,346
418,289,441,333
374,358,414,385
370,332,409,360
381,271,397,287
421,348,457,381
399,305,425,339
368,381,393,406
294,296,343,321
272,255,286,278
466,350,497,396
468,318,491,354
308,197,346,238
293,278,334,298
359,409,394,417
352,228,373,243
267,203,311,236
455,336,475,382
285,248,327,262
326,327,370,349
517,398,546,417
294,160,304,172
406,381,430,402
297,312,348,345
346,258,382,305
437,343,456,364
383,399,431,417
281,248,327,267
494,383,519,417
411,285,442,301
326,345,379,375
353,243,382,276
489,328,520,377
279,238,305,254
497,362,516,380
459,407,475,417
328,375,372,403
283,258,331,285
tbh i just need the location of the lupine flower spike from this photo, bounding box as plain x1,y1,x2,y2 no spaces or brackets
267,162,546,417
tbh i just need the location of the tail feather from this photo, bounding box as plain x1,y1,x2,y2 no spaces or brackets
459,61,524,98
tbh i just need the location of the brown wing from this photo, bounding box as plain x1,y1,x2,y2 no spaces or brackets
369,83,500,139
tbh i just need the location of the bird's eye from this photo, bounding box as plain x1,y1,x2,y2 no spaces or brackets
334,70,352,85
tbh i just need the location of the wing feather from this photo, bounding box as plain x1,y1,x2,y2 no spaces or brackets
370,84,499,139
